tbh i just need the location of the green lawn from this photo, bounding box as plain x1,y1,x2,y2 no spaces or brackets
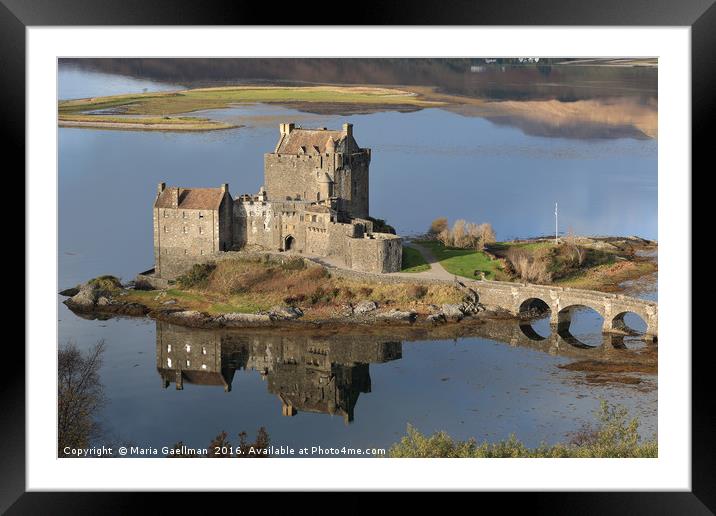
401,246,430,273
415,240,504,280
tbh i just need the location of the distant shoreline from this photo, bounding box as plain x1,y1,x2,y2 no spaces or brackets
57,82,657,137
58,119,238,132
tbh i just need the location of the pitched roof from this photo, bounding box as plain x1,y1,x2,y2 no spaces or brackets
276,128,344,154
155,187,226,210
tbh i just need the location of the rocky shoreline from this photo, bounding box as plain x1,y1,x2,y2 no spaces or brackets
60,278,506,330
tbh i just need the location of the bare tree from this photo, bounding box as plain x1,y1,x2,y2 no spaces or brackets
506,248,552,284
428,217,448,236
564,227,585,265
58,340,107,456
452,219,467,247
479,223,496,246
437,228,452,247
431,218,498,250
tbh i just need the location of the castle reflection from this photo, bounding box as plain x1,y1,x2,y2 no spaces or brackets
156,322,401,423
155,316,650,423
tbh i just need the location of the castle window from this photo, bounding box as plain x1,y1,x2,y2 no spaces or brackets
163,210,167,218
202,346,207,355
199,212,204,219
186,360,191,367
183,226,187,234
182,211,186,218
167,345,171,352
163,225,167,233
199,227,203,234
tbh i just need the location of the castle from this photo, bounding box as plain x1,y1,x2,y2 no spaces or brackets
151,123,402,280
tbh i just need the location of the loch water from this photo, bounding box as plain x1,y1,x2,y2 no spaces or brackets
58,64,658,456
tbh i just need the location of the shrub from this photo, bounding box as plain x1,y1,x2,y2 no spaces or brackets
87,275,122,291
279,257,306,271
358,286,373,297
283,293,306,305
176,262,216,289
428,217,449,236
407,284,428,300
388,400,656,458
367,216,396,235
506,248,552,283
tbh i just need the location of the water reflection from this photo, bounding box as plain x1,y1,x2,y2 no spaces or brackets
153,317,652,425
156,322,402,423
59,59,657,141
518,307,649,350
60,58,657,103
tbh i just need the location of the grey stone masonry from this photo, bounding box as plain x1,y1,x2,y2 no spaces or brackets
153,123,402,280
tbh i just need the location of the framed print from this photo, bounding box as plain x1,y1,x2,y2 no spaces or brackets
9,0,708,511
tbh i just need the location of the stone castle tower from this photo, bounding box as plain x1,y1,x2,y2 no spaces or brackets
264,122,370,219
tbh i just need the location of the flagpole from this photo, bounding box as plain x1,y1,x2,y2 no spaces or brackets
555,202,558,245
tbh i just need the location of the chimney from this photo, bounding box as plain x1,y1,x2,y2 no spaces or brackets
172,187,179,208
157,182,166,195
342,122,353,137
280,122,295,136
221,183,229,193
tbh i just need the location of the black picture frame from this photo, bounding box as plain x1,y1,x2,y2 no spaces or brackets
7,0,705,511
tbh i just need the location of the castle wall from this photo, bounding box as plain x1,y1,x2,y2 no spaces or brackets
264,153,332,203
153,193,232,278
336,152,370,219
264,149,370,219
348,234,402,273
234,200,279,250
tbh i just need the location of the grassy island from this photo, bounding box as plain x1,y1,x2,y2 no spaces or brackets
58,85,443,132
58,114,236,131
122,256,465,319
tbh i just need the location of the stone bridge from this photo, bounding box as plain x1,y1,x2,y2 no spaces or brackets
465,279,658,341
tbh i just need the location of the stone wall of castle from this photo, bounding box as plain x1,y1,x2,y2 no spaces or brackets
264,153,331,203
153,193,233,278
332,152,370,219
347,233,403,273
264,147,370,219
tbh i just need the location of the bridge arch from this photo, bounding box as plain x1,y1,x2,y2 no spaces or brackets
609,311,647,336
555,304,605,348
517,297,552,341
518,297,551,318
